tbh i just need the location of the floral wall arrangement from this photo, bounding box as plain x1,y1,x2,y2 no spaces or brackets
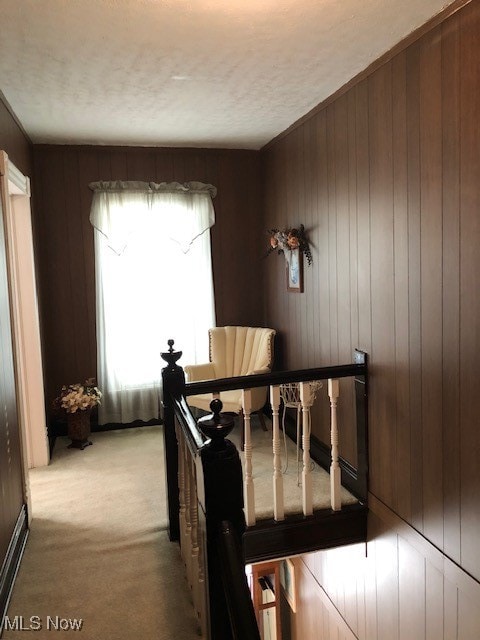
267,224,312,292
267,224,313,265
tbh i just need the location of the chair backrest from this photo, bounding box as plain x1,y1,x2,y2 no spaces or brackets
209,326,275,379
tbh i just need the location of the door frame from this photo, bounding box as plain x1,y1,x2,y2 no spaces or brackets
0,151,49,520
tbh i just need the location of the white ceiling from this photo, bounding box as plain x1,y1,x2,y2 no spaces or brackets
0,0,454,150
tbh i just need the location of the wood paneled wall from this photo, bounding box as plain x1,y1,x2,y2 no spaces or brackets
263,0,480,596
290,496,480,640
32,145,263,416
0,95,30,607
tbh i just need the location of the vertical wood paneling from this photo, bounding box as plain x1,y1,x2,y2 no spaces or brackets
459,1,480,577
425,564,444,639
391,51,411,523
262,1,480,635
368,62,396,506
303,119,316,367
297,497,480,640
399,537,426,640
419,30,444,551
444,579,458,640
354,80,372,357
458,590,480,640
405,39,424,533
347,91,358,354
0,182,24,561
326,104,338,364
375,523,399,640
317,109,330,366
334,94,351,367
441,13,461,566
33,145,263,414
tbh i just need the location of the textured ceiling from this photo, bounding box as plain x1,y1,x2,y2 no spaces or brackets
0,0,455,150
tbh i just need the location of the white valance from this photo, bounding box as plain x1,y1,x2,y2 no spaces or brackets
89,180,217,254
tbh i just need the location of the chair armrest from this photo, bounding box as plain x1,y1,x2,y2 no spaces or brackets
184,362,216,382
245,367,270,376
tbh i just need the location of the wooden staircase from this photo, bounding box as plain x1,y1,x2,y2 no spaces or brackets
161,342,368,639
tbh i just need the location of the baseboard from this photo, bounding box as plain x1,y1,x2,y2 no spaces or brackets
49,417,163,438
0,505,28,636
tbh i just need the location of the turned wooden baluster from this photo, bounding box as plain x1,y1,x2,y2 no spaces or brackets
270,384,285,521
328,378,341,511
299,382,313,516
176,422,187,562
188,453,201,617
184,442,193,587
242,388,256,526
197,524,207,638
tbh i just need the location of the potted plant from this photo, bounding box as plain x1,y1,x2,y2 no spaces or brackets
54,378,102,450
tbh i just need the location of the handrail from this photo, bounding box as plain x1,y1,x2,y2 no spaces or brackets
162,342,368,638
185,361,366,396
218,521,261,640
173,395,205,454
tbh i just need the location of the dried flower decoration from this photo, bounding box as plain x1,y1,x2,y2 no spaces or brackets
267,224,313,265
54,378,102,414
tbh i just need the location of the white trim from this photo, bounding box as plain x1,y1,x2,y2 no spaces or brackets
0,152,49,479
7,161,30,197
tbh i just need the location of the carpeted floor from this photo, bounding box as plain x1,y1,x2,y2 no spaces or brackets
3,426,201,640
3,420,357,639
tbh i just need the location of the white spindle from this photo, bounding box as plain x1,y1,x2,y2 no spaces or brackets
176,423,187,562
299,382,313,516
270,385,285,521
197,526,207,638
242,388,256,526
184,444,193,586
188,454,200,616
328,378,341,511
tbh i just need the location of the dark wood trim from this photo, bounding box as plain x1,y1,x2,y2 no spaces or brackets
185,362,366,396
49,417,162,437
354,350,369,501
243,504,368,564
0,506,29,635
218,521,261,640
262,0,473,151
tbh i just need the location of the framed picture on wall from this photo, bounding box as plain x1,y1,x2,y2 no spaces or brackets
280,558,297,612
286,248,304,293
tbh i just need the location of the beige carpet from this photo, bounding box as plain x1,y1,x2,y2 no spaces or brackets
3,420,357,639
3,426,201,640
230,417,358,521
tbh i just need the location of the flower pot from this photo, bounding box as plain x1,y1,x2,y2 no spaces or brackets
67,409,92,450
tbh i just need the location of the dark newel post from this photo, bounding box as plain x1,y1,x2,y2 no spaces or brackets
198,400,246,640
354,349,369,502
161,339,185,542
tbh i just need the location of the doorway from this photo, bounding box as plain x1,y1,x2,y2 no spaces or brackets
0,151,49,480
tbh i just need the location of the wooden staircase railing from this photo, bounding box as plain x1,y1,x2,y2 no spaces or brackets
161,340,368,639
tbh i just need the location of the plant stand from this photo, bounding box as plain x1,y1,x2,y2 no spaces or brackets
67,409,92,450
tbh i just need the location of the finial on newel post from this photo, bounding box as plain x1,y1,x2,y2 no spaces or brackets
197,399,235,451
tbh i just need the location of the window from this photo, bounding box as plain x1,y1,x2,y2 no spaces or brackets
90,181,216,424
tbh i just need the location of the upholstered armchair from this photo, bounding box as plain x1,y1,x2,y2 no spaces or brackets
184,326,276,426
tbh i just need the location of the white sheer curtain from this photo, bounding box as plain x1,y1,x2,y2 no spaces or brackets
90,181,216,424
